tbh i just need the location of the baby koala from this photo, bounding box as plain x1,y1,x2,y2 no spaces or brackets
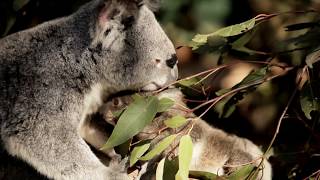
80,88,272,180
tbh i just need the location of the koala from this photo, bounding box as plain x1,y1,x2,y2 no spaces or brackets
81,88,272,180
0,0,178,179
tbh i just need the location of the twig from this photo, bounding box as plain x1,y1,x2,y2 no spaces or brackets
191,67,294,113
303,169,320,180
247,66,307,179
154,65,230,94
265,66,307,153
266,88,298,153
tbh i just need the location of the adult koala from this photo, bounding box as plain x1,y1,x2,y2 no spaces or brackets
0,0,178,179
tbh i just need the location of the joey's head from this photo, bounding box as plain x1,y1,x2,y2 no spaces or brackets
102,88,185,125
85,0,178,92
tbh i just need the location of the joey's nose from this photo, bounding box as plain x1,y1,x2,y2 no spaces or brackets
166,54,178,69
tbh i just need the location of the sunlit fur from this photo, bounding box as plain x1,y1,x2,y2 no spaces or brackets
0,0,177,179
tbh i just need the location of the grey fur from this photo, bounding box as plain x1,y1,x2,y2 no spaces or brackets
0,0,177,179
85,88,272,179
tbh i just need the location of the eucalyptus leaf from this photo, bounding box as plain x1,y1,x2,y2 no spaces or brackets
192,18,256,47
233,67,268,89
164,115,188,128
215,67,269,118
215,88,231,96
132,93,144,101
13,0,30,11
158,98,175,113
156,158,166,180
163,158,179,180
228,165,257,180
178,77,200,87
112,108,126,118
215,95,236,118
176,135,193,180
232,30,256,49
189,171,219,180
3,15,16,36
300,81,320,119
140,135,177,161
102,96,159,149
130,143,150,167
115,139,132,158
285,22,319,31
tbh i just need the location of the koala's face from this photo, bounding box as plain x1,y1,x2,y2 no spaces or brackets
89,0,178,92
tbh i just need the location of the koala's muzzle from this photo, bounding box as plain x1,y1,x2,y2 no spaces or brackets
166,54,178,69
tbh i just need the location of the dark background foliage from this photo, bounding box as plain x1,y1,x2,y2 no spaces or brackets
1,0,320,179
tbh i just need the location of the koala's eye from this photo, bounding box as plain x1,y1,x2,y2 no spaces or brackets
121,16,135,30
112,98,121,106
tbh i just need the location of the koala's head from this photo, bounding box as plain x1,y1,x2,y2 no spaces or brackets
101,88,185,125
84,0,178,92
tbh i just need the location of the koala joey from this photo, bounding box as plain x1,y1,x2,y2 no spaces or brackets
82,88,272,180
0,0,178,179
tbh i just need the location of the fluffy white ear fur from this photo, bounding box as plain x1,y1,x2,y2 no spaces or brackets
143,0,161,11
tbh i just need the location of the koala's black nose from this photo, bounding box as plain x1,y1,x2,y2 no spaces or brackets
166,54,178,69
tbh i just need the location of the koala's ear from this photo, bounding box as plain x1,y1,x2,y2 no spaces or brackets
97,0,140,27
142,0,161,11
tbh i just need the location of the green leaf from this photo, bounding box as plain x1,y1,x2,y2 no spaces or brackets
158,98,175,112
234,67,268,89
215,67,269,118
231,29,267,56
3,15,16,36
228,165,257,180
284,26,320,53
285,22,319,31
112,108,126,118
129,143,150,167
156,158,166,180
215,96,236,118
215,88,231,96
164,115,188,128
13,0,30,11
192,35,228,52
163,158,179,180
232,30,256,49
102,96,159,149
140,135,177,161
300,81,320,119
189,171,219,180
178,77,200,87
192,18,256,47
176,135,193,180
132,93,144,101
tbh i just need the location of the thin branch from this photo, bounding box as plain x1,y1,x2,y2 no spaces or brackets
154,64,230,94
303,169,320,180
265,66,307,153
191,67,294,112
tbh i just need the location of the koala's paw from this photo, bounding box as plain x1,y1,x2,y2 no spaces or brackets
107,157,131,180
109,157,129,171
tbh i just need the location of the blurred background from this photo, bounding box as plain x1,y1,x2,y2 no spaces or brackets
1,0,320,179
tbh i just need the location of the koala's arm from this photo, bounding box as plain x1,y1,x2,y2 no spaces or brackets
0,5,127,180
79,113,121,163
0,83,128,180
